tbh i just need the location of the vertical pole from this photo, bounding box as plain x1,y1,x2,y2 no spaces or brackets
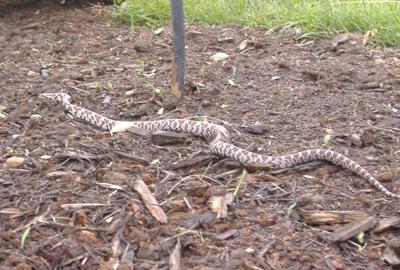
170,0,185,98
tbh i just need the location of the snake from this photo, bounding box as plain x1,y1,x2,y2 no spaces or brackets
40,92,400,199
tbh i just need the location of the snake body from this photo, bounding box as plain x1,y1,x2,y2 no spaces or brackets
40,93,400,199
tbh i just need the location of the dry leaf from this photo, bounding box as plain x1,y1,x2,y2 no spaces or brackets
210,52,229,62
239,40,248,51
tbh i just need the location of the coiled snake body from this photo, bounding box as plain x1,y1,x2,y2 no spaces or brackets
40,93,400,199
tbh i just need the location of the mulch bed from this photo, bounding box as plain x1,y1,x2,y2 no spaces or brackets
1,2,400,269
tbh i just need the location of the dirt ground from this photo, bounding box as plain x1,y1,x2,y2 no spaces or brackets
1,2,400,270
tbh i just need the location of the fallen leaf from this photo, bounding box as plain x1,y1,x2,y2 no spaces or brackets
239,40,248,51
210,52,229,62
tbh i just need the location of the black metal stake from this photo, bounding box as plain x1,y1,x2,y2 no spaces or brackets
170,0,185,98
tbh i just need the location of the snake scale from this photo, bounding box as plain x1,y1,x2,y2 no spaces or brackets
40,93,399,199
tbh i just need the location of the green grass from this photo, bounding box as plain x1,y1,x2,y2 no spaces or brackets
114,0,400,46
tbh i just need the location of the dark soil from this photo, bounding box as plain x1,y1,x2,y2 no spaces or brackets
1,2,400,270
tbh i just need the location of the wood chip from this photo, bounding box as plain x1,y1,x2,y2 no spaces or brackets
328,216,377,242
357,82,383,90
387,238,400,252
179,212,215,228
106,212,134,235
373,217,400,233
301,70,323,81
134,42,153,53
120,248,135,270
242,124,269,135
151,130,187,146
271,60,290,69
299,210,369,225
3,156,25,169
102,171,130,185
25,114,42,129
383,247,400,266
113,151,149,166
168,154,215,170
209,195,228,219
21,22,40,30
46,171,81,181
216,229,239,240
0,178,12,186
350,134,363,148
324,256,346,270
218,37,234,43
0,208,23,217
129,179,168,224
169,240,182,270
369,114,385,121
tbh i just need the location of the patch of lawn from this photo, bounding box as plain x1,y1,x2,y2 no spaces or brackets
115,0,400,46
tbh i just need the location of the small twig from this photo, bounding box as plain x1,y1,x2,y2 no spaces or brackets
62,254,87,267
130,93,156,105
63,81,91,94
158,168,176,183
113,150,150,165
162,229,214,243
151,144,186,160
96,182,125,191
12,209,51,232
167,174,222,195
54,152,111,163
60,203,109,209
258,191,295,201
214,169,240,180
367,121,400,133
0,169,30,172
37,219,108,232
256,240,277,270
168,151,214,170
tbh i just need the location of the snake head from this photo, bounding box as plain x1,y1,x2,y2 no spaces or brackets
40,93,71,104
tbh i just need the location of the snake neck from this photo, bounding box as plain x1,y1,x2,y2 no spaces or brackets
65,103,117,131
